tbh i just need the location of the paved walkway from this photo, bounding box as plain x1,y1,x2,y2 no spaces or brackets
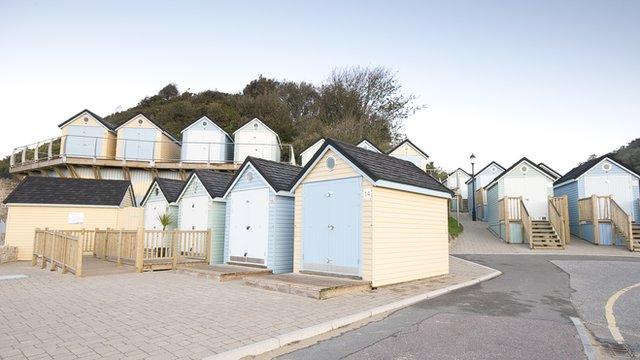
0,257,493,360
451,213,640,256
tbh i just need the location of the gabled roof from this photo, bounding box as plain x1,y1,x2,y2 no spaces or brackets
448,168,471,177
115,113,180,144
3,177,133,206
300,138,325,157
292,139,452,196
554,154,640,185
179,170,235,200
387,139,429,159
465,161,505,184
180,116,232,141
141,178,186,205
233,118,280,141
224,157,301,197
538,163,560,179
58,109,116,132
486,157,558,189
356,139,383,153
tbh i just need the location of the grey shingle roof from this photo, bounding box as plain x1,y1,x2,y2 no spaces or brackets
193,170,235,198
154,178,186,203
245,157,301,192
296,139,452,195
554,154,639,185
3,177,132,206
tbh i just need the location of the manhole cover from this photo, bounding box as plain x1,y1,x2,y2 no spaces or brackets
0,274,28,281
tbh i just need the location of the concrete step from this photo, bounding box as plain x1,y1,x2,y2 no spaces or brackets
244,273,371,300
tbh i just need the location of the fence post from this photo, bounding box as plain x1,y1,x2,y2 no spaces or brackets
135,227,144,273
42,228,49,269
591,195,600,245
117,228,123,266
103,228,109,260
206,229,212,264
49,231,58,272
172,231,179,269
94,227,99,257
504,199,511,244
32,228,40,266
75,232,83,277
629,217,634,251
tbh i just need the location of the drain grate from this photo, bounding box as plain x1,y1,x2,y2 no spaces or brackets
0,274,28,281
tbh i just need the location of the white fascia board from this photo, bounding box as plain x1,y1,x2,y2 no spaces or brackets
276,190,294,197
222,162,277,199
375,180,452,199
553,179,577,188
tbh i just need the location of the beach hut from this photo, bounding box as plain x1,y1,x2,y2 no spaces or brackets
554,155,640,247
175,170,234,264
3,177,139,260
222,157,300,273
485,158,563,246
58,109,117,159
356,139,382,153
233,118,281,163
466,161,505,221
115,114,181,162
180,116,233,163
290,139,452,287
387,139,430,172
445,168,471,212
141,178,186,230
300,138,325,166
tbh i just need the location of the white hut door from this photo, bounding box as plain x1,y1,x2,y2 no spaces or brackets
228,188,269,264
585,175,634,216
144,201,166,230
504,177,549,219
180,197,209,230
186,130,209,162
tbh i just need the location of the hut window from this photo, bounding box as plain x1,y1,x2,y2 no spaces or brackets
520,165,528,173
246,172,254,182
326,157,336,171
602,162,612,172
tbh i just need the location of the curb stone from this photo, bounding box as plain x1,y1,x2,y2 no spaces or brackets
204,259,501,360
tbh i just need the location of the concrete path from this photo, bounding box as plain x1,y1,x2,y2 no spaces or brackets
0,256,493,360
451,213,640,257
274,255,640,360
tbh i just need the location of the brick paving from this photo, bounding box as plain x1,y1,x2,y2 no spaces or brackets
0,256,491,360
450,213,640,256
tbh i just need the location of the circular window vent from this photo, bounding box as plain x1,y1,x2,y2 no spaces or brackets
202,121,208,127
326,157,336,171
491,166,497,172
253,122,259,128
246,172,254,182
520,165,529,173
83,117,89,123
602,162,612,172
138,119,143,125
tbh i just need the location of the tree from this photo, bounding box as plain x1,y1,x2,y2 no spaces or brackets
158,83,179,100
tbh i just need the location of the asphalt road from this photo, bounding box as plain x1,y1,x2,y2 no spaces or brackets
276,255,640,360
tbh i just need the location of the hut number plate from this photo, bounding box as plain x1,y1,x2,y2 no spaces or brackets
363,188,372,200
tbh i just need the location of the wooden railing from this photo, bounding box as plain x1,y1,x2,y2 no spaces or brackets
143,230,210,268
609,198,634,250
32,229,83,277
499,196,527,244
549,196,570,244
520,200,533,248
548,200,566,248
59,230,96,253
94,229,139,266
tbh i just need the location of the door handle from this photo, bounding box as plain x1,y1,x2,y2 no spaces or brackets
246,225,251,230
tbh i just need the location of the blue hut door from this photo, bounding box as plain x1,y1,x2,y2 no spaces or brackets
65,126,104,158
302,177,361,276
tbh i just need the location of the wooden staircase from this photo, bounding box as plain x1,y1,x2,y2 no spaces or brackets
530,220,564,249
632,223,640,252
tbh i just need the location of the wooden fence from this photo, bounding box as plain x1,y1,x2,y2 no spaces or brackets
498,196,526,244
33,228,212,276
549,195,570,245
32,229,83,277
578,195,633,248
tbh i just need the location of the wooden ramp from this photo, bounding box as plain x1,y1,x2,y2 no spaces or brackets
244,273,371,300
175,263,272,282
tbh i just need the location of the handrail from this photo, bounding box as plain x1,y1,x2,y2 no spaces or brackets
520,199,533,248
609,197,634,250
10,135,297,167
548,200,566,247
32,229,83,277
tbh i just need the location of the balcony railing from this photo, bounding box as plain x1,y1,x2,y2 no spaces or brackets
10,135,296,169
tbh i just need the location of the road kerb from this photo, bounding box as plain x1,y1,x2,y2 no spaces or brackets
204,266,502,360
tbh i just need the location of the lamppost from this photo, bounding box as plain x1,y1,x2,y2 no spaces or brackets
470,153,476,221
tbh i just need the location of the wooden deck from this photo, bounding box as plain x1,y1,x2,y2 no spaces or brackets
244,273,372,300
176,263,272,282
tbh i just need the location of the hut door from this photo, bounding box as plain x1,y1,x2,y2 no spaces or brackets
302,177,361,276
65,126,103,158
228,188,269,265
121,128,156,161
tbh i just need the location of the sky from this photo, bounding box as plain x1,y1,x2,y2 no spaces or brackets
1,0,638,174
